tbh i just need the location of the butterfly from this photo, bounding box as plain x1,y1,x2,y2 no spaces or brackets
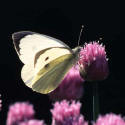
12,31,81,94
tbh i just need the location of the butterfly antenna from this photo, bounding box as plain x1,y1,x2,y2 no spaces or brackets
78,25,84,46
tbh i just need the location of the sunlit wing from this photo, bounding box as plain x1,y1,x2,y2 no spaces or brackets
34,47,73,75
32,53,77,94
21,62,34,88
12,31,70,64
12,31,72,88
21,47,73,88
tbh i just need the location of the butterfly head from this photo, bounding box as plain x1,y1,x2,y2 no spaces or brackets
72,46,82,62
72,46,82,54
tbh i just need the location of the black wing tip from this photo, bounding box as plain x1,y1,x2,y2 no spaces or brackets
12,31,35,40
12,31,35,54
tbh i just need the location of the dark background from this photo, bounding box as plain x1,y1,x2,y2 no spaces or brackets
0,1,125,124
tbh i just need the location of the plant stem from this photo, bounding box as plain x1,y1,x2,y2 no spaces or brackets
93,82,99,121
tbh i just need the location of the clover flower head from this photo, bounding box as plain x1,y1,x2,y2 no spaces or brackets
94,113,125,125
6,102,35,125
79,42,109,81
51,100,88,125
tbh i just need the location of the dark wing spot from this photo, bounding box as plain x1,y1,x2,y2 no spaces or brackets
44,63,49,68
45,57,49,61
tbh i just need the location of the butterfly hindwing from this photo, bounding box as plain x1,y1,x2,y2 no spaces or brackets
32,53,77,94
34,47,73,75
21,47,73,90
21,62,34,88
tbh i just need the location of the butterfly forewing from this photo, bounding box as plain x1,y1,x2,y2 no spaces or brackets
12,31,70,64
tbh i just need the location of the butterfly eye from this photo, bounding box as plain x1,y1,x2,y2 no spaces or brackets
45,57,49,61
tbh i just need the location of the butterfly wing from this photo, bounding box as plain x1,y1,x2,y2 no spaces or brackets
12,31,74,92
22,47,73,88
32,52,78,94
21,62,34,88
12,31,70,64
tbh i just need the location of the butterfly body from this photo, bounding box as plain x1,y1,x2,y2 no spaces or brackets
12,31,80,94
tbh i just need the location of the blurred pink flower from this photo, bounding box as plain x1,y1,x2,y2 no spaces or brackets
51,100,88,125
94,113,125,125
49,65,84,101
6,102,35,125
19,120,45,125
79,42,109,81
0,94,2,111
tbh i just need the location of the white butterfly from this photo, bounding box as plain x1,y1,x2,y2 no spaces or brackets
12,31,81,94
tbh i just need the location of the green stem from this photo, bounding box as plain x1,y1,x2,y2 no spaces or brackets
93,82,99,121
